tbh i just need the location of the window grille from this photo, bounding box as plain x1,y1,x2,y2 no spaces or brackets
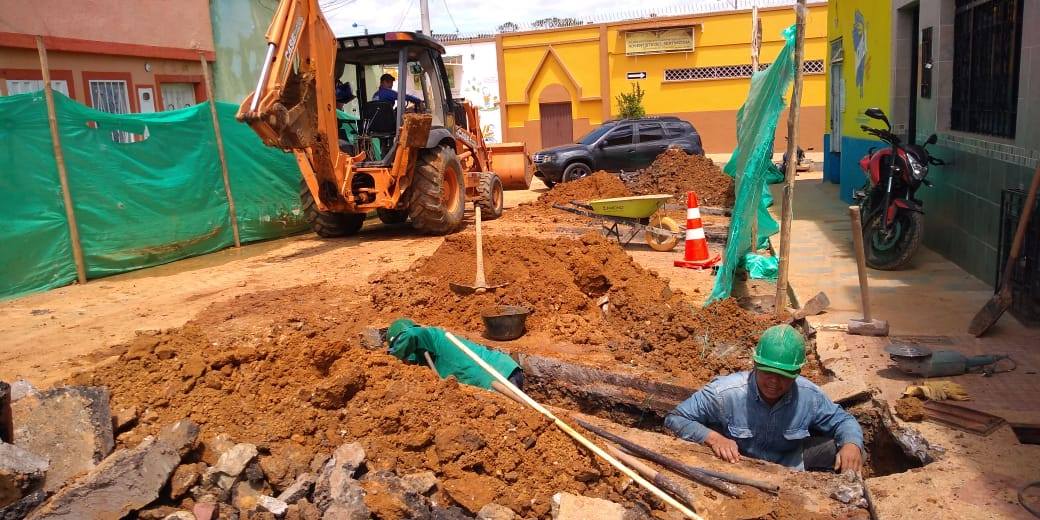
664,59,824,81
88,80,133,143
951,0,1022,138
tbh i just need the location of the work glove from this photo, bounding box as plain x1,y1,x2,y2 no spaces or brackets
903,380,970,401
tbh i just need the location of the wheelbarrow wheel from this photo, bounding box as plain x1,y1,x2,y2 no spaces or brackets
645,215,680,252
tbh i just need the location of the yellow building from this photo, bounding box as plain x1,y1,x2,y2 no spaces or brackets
496,3,828,153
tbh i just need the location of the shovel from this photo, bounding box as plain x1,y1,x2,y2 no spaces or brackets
786,291,830,324
449,206,507,295
969,164,1040,336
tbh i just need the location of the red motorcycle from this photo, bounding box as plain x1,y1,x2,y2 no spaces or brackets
854,108,944,270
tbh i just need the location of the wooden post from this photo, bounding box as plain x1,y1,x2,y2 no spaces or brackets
36,36,87,284
199,53,241,248
749,4,762,250
774,1,806,316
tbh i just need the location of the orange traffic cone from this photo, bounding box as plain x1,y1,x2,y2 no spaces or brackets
674,191,720,270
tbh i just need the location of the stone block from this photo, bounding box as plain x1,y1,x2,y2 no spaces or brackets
12,386,115,492
26,419,199,520
550,492,626,520
312,443,365,512
276,473,316,504
258,495,289,516
477,503,516,520
0,443,48,508
400,470,437,495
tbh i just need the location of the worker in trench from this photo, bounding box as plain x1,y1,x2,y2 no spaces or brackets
665,324,865,473
385,318,526,397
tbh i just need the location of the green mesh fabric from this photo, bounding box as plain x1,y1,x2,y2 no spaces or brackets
0,92,308,300
706,25,797,305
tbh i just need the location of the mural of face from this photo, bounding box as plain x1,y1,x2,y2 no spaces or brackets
852,10,868,97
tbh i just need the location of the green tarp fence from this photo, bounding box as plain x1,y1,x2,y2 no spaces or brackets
0,92,309,300
706,25,797,305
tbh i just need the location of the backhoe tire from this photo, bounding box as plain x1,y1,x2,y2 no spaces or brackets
476,172,504,220
300,179,365,238
376,208,409,225
408,146,465,234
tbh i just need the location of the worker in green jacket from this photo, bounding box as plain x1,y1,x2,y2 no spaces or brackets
386,318,525,391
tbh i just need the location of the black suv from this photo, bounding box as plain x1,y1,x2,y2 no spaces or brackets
531,117,704,186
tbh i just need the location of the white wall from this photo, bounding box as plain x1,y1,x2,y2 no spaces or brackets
443,40,501,142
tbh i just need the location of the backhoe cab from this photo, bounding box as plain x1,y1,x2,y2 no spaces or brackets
237,0,514,237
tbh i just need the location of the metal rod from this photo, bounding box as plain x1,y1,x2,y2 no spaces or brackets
605,444,699,513
36,36,87,284
250,43,277,112
849,206,872,321
200,54,241,248
774,0,807,316
442,332,703,520
396,49,408,131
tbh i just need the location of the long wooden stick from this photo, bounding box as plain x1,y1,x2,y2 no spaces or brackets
36,36,87,284
774,0,807,316
575,419,746,497
442,332,703,520
199,54,241,248
605,444,699,513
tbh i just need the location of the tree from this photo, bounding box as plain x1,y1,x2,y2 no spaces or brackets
614,83,646,119
497,21,519,33
531,17,582,29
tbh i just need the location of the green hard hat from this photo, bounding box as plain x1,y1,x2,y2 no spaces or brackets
387,318,417,345
752,324,806,379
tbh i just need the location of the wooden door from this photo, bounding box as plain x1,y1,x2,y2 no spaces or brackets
539,102,573,149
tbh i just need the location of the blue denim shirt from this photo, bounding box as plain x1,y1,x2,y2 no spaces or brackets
664,371,864,469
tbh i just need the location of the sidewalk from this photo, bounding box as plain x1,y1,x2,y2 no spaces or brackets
778,173,1040,518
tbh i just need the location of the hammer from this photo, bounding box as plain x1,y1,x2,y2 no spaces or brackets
847,206,889,336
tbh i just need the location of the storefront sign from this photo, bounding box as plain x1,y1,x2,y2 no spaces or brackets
625,28,695,55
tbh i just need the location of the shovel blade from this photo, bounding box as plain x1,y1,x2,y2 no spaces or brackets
449,282,477,295
968,289,1012,337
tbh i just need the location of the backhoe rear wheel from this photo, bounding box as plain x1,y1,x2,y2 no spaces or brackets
476,172,504,220
408,146,465,234
300,179,365,238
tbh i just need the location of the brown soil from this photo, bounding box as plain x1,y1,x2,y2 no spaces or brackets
894,397,925,422
533,171,632,206
73,285,639,517
369,232,821,385
626,148,735,207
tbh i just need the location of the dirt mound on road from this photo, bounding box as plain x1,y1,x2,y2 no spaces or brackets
76,286,633,517
370,233,805,384
626,148,735,207
534,171,632,207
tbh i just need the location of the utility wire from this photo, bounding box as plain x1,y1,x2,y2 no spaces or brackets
442,0,460,33
395,0,416,30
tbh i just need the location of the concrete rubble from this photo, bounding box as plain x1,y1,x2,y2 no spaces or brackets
550,492,627,520
11,386,115,492
0,443,48,508
26,419,197,520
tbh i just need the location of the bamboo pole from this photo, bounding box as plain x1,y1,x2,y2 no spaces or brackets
442,332,703,520
605,444,699,513
774,0,807,316
199,53,241,248
36,36,87,284
749,4,762,250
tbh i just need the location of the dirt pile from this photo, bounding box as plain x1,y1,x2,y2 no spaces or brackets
895,397,925,422
74,286,636,517
534,171,632,206
370,232,813,384
626,148,735,207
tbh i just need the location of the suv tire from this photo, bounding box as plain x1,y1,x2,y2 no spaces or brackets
408,146,465,234
562,162,592,183
476,172,504,219
300,179,365,237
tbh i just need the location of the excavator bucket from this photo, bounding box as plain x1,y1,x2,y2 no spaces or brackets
488,142,533,190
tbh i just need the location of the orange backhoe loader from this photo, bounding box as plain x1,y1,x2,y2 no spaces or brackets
237,0,530,237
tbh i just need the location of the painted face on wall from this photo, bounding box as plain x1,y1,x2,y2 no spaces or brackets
852,10,869,98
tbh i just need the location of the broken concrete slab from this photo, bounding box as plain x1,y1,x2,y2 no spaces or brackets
477,503,516,520
7,380,39,403
276,472,316,504
0,489,46,520
170,462,205,500
192,502,217,520
359,470,431,518
206,443,258,491
163,512,197,520
313,442,366,512
400,470,437,495
112,406,139,433
550,492,625,520
258,495,289,516
26,419,199,520
820,379,873,405
12,386,115,492
0,442,48,508
321,500,369,520
441,474,504,514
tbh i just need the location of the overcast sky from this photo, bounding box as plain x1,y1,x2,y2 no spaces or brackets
321,0,712,36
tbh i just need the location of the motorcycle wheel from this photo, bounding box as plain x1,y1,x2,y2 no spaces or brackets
863,209,923,270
